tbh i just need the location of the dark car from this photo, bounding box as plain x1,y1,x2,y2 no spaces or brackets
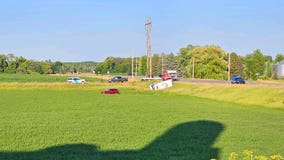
231,76,245,84
108,76,128,83
101,88,120,94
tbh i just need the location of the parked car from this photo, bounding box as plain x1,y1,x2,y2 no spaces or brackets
67,77,86,84
108,76,128,83
231,76,245,84
101,88,120,94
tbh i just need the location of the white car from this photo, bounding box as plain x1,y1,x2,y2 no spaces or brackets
67,77,86,84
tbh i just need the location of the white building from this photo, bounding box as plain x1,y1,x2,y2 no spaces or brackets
275,60,284,78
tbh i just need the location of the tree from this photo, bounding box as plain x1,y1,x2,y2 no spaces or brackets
152,54,161,76
5,61,17,73
95,57,115,74
244,49,266,80
94,57,132,75
164,53,178,71
138,56,147,76
177,45,195,77
53,61,63,74
16,56,28,73
179,45,227,79
6,53,15,63
94,63,104,74
104,57,116,73
119,58,131,75
41,60,53,74
264,60,273,79
5,54,18,73
230,52,244,77
17,61,28,74
27,61,43,74
274,53,284,63
0,54,8,73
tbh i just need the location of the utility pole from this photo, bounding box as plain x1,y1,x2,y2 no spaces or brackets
161,53,164,74
132,49,134,80
192,57,195,79
228,53,231,82
145,17,152,77
135,57,138,76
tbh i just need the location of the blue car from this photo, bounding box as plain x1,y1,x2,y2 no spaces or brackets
231,76,245,84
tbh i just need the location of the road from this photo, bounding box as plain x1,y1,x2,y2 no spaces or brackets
130,76,284,87
178,78,284,87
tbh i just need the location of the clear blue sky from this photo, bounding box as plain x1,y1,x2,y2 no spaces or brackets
1,0,283,62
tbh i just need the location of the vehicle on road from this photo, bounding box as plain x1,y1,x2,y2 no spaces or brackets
166,70,178,81
162,72,172,81
231,76,245,84
101,88,120,94
108,76,128,83
67,77,86,84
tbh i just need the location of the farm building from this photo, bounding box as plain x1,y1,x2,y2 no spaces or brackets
275,60,284,78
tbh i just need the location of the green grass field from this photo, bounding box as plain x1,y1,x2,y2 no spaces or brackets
0,73,100,83
0,75,283,160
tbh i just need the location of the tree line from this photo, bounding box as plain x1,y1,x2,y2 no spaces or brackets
0,53,97,74
95,45,284,80
177,45,284,80
94,53,179,76
1,44,283,80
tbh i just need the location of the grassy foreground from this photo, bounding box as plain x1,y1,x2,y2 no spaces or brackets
0,82,283,160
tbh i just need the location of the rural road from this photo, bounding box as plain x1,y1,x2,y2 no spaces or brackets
132,76,284,87
178,78,284,87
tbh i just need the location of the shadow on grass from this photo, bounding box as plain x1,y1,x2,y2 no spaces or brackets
1,120,224,160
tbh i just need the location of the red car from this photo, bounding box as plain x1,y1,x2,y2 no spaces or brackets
101,88,120,94
162,72,172,81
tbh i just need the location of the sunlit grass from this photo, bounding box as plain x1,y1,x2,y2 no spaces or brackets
0,76,283,108
0,88,283,160
168,82,284,108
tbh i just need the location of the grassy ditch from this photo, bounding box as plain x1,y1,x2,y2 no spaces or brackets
169,82,284,109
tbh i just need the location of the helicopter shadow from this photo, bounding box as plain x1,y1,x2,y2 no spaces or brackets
0,120,224,160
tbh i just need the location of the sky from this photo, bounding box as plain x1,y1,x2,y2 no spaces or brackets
0,0,284,62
